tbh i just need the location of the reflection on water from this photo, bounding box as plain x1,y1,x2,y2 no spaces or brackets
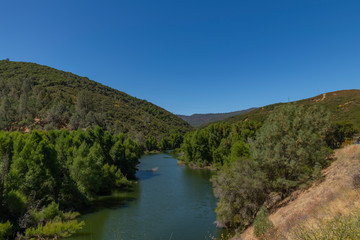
70,153,226,240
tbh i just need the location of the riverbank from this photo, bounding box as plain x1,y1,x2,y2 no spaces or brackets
69,153,220,240
173,151,218,171
186,162,218,171
176,158,218,170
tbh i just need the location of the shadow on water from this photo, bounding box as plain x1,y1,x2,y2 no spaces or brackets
136,169,160,181
81,185,140,214
69,185,141,240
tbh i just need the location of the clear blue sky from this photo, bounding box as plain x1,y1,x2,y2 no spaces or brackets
1,0,360,115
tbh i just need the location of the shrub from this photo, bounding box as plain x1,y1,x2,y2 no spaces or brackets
353,172,360,189
0,221,12,239
326,121,359,149
30,202,62,225
4,190,27,221
253,206,274,239
24,219,84,239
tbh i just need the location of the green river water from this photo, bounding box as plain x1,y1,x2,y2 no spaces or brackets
69,153,226,240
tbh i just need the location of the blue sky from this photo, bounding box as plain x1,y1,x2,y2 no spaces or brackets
1,0,360,115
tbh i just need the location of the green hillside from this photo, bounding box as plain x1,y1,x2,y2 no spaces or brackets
0,60,193,140
177,108,256,127
223,89,360,129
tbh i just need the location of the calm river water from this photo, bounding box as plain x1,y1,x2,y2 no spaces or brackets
70,153,225,240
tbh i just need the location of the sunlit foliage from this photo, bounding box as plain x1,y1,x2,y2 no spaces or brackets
0,127,141,238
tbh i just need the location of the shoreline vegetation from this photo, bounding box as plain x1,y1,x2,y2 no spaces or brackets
0,126,142,239
178,103,359,239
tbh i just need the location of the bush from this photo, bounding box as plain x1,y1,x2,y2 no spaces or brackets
0,221,12,239
4,190,27,221
326,121,359,149
30,202,62,225
253,206,274,239
353,172,360,189
24,219,84,239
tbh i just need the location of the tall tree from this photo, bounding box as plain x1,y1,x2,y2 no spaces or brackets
252,104,332,194
211,158,267,229
18,93,28,121
0,97,11,130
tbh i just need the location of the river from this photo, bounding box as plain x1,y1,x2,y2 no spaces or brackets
70,153,225,240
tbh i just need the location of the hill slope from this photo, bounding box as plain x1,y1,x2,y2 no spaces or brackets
177,108,256,127
0,60,193,140
224,90,360,129
238,144,360,239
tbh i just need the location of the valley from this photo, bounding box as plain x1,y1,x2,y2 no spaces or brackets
0,60,359,240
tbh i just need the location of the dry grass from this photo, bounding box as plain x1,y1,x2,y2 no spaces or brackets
236,145,360,240
293,211,360,240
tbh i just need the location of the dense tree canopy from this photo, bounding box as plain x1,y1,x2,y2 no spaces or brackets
0,127,141,238
181,121,261,167
144,130,184,152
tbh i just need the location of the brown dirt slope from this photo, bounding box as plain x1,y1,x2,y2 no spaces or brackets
238,144,360,240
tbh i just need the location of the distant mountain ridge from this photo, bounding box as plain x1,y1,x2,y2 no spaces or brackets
177,108,256,127
222,89,360,129
0,60,193,140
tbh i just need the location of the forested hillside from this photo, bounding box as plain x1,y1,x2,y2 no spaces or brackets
177,108,256,127
0,60,193,141
223,89,360,129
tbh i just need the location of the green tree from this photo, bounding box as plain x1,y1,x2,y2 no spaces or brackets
123,138,141,178
168,130,183,149
158,138,170,151
101,164,128,194
3,190,27,222
145,136,158,152
45,100,70,129
252,104,332,194
18,93,28,121
0,221,12,239
0,98,11,130
7,131,61,204
70,142,104,197
211,158,267,229
228,140,250,163
0,127,141,237
326,121,359,149
110,139,125,166
181,121,260,167
75,90,94,116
